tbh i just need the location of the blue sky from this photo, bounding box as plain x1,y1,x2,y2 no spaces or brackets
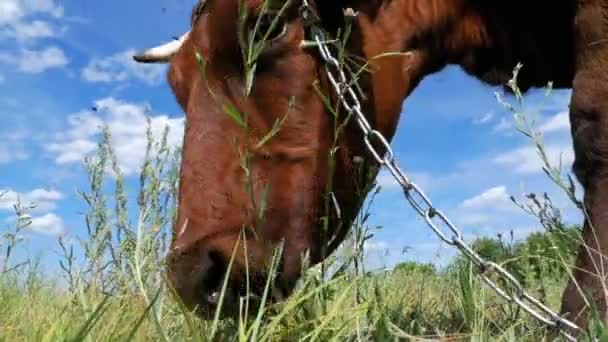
0,0,582,273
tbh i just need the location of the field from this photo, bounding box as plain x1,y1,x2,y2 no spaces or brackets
0,245,582,341
0,69,605,341
0,219,589,341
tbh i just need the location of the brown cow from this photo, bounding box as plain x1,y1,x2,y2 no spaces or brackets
134,0,608,331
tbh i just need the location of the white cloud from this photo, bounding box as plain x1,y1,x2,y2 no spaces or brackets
540,111,570,134
0,188,63,212
0,0,63,25
374,168,432,192
375,170,400,190
82,49,167,85
47,97,184,176
0,146,28,164
452,186,524,228
20,46,67,73
1,20,56,41
0,46,68,73
364,240,388,252
460,186,510,210
493,143,574,174
456,213,494,226
28,212,65,236
473,111,494,125
0,1,22,25
0,0,63,42
48,139,97,164
24,0,64,18
492,117,513,134
0,129,29,163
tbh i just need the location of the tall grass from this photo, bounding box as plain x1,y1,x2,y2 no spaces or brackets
2,9,607,341
0,94,601,341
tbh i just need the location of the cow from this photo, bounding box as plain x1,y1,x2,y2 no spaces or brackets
133,0,608,332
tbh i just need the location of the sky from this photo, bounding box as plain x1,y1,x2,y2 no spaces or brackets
0,0,583,274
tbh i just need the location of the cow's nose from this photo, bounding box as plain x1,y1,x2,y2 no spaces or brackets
167,246,229,311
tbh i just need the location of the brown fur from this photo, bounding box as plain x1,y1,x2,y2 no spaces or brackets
157,0,608,330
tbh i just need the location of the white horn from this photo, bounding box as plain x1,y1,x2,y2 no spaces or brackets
133,31,191,63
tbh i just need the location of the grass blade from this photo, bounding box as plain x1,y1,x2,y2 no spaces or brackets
67,294,111,342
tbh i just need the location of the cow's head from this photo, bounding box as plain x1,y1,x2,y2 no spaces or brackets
134,0,405,317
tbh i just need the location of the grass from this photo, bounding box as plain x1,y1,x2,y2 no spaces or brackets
1,6,606,341
0,102,597,341
0,253,576,341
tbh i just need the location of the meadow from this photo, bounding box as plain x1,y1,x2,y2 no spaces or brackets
1,65,605,341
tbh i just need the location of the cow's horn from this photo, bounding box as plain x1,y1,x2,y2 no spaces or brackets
133,31,191,63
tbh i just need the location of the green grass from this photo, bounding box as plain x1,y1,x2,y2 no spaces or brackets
0,130,597,342
0,78,597,342
0,128,589,341
1,13,604,341
0,256,574,341
0,117,586,341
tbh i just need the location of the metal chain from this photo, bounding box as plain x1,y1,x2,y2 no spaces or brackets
300,2,583,340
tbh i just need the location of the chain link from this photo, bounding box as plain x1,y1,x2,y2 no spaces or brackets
301,3,584,340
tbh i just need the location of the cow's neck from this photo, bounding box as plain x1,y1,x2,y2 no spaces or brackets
340,0,464,142
319,0,576,256
317,1,455,255
349,0,576,139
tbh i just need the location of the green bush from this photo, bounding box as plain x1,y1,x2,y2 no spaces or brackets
393,261,437,276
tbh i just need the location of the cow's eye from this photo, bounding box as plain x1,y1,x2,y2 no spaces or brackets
252,13,287,42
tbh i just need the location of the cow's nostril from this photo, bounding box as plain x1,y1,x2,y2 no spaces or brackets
200,249,227,305
207,291,221,305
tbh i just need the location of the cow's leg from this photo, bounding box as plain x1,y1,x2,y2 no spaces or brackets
559,0,608,331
